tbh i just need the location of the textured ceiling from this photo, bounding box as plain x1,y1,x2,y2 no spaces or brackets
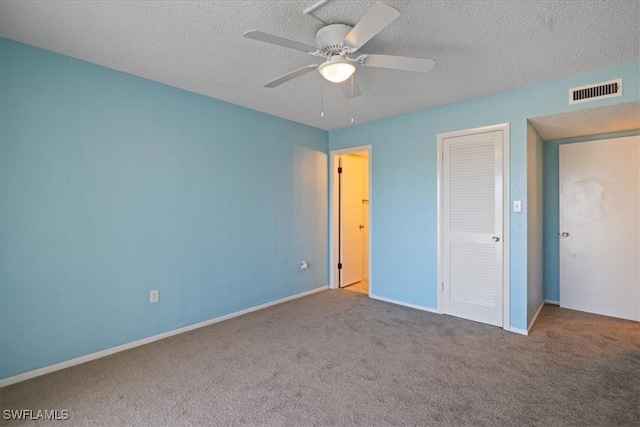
530,101,640,141
0,1,638,130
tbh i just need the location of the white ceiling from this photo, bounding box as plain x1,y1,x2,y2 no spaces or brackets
0,1,638,131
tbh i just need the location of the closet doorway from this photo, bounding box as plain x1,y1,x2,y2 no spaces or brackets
437,124,510,328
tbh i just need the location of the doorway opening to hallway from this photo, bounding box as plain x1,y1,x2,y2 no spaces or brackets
330,146,371,296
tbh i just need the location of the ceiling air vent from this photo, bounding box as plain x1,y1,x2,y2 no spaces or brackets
569,78,622,105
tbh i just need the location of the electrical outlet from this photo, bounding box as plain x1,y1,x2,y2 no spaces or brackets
150,289,159,304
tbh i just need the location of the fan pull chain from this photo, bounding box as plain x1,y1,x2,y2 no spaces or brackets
350,75,354,124
320,72,324,118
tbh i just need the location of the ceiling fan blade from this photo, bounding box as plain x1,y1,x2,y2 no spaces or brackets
343,2,400,50
362,54,436,73
338,77,361,99
263,65,318,88
243,30,317,53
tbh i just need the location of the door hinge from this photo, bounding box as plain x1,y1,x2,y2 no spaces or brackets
337,167,342,174
441,281,444,291
337,263,342,269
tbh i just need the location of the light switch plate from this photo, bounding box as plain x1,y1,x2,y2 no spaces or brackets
513,200,522,212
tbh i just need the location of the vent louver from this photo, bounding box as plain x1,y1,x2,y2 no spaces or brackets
569,79,622,105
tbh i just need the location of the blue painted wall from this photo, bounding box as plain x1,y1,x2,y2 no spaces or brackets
1,35,638,380
527,123,544,324
0,39,328,380
329,61,640,331
542,130,640,303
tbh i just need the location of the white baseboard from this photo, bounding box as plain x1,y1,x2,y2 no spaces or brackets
510,301,546,336
370,294,441,314
0,286,328,388
369,293,542,336
544,299,560,306
527,301,546,334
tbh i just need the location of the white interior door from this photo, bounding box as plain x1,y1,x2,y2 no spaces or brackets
361,158,369,280
559,135,640,321
340,155,364,287
442,130,504,327
362,201,369,280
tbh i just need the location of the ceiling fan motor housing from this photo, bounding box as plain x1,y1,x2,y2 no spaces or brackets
316,24,352,56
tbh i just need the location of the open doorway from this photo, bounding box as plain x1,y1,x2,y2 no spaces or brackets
529,101,640,326
330,146,371,296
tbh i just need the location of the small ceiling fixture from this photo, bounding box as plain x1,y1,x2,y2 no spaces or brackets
318,56,356,83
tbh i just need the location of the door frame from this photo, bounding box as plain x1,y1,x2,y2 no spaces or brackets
329,145,372,294
436,123,511,331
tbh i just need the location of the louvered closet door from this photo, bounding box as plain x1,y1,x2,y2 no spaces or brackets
442,130,503,327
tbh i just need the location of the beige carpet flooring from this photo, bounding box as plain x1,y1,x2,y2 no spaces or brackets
1,290,639,426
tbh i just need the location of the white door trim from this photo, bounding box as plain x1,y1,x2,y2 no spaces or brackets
437,123,510,331
329,145,372,295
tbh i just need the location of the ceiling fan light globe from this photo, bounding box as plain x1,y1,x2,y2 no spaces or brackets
319,61,356,83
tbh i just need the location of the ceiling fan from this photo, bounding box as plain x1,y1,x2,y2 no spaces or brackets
243,1,435,98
